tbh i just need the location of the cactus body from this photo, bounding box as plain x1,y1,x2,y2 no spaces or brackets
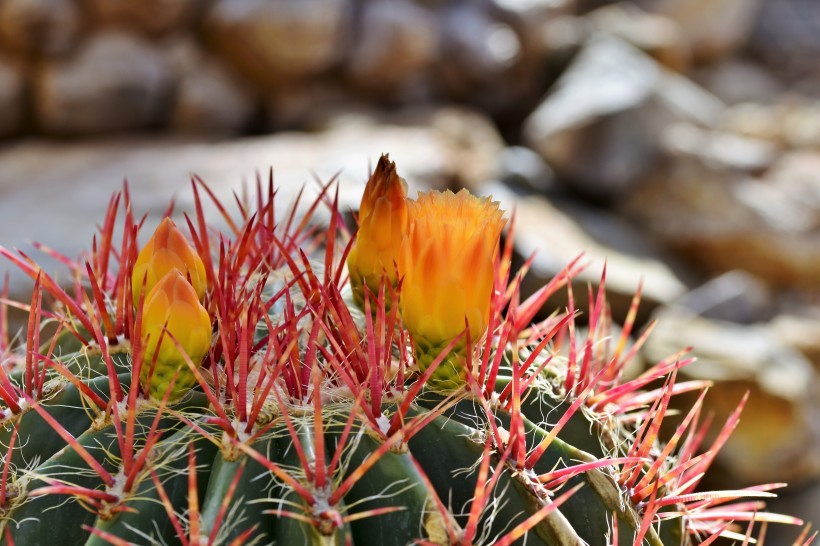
0,163,804,546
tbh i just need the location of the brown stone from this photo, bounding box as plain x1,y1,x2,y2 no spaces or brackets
636,0,764,63
0,0,81,57
0,57,24,136
622,147,820,289
165,39,256,135
88,0,207,35
345,0,438,98
203,0,353,91
646,309,820,486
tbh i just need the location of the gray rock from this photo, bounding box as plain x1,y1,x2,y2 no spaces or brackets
345,0,438,99
522,34,724,199
35,32,172,135
166,39,256,135
498,145,554,193
88,0,207,35
436,3,538,112
750,0,820,80
0,57,24,137
204,0,352,91
0,0,81,57
646,308,820,486
670,270,774,324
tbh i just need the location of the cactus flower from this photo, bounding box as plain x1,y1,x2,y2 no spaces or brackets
400,189,505,389
132,217,207,305
347,154,409,309
140,270,212,399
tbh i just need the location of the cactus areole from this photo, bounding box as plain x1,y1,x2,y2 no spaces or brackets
0,155,807,546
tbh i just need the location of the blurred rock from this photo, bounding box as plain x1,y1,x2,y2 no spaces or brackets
89,0,206,35
498,145,554,193
204,0,352,91
166,39,256,135
523,34,724,199
693,59,783,106
672,270,774,324
267,83,359,132
0,107,501,294
772,313,820,370
661,122,777,173
637,0,764,63
721,101,820,149
36,32,171,135
0,0,81,57
647,309,820,485
0,57,24,137
437,2,540,115
487,182,689,319
750,0,820,84
622,146,820,288
586,2,690,71
344,0,438,99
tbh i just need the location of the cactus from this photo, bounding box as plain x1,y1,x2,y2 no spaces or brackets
0,157,810,546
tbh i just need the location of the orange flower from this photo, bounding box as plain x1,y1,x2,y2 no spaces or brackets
347,155,408,308
400,189,505,389
140,271,212,399
132,218,207,305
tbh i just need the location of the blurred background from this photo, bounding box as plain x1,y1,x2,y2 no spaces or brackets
1,0,819,540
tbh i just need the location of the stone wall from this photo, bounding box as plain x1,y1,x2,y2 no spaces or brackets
0,0,579,138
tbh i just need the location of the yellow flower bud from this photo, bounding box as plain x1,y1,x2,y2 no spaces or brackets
132,218,207,305
140,271,212,399
400,189,505,389
347,155,408,309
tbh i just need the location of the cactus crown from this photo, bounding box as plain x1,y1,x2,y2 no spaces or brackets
0,157,810,546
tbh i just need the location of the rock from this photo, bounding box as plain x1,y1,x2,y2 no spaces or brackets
646,309,820,486
750,0,820,81
35,32,172,136
204,0,352,91
636,0,764,63
486,182,690,320
661,122,777,173
166,39,256,135
266,83,360,132
671,270,775,324
586,2,690,71
436,2,541,115
0,0,81,57
772,312,820,370
498,145,555,193
0,107,501,295
721,101,820,149
0,57,24,137
344,0,438,99
692,59,782,106
622,148,820,289
522,34,724,199
89,0,206,35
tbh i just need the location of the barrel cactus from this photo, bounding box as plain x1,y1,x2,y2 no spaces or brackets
0,156,809,546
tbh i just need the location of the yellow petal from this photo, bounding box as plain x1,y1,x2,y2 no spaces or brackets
140,270,212,399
